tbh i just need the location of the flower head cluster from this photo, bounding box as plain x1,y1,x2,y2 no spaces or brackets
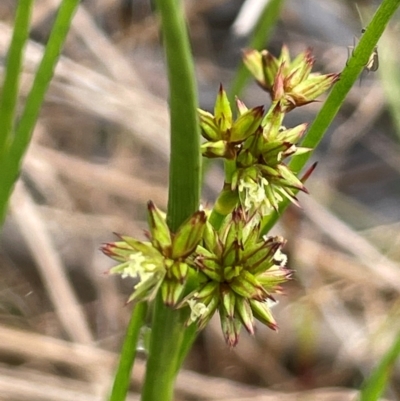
200,89,311,215
199,47,338,216
102,46,339,347
199,85,264,159
101,201,206,306
178,208,291,347
243,46,340,112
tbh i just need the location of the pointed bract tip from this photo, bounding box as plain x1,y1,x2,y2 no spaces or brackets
225,333,239,348
253,105,265,116
301,162,318,184
268,322,279,331
100,243,114,255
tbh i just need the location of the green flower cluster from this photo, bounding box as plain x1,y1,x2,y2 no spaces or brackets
200,47,339,216
178,208,290,346
102,201,206,306
243,46,339,112
102,47,339,346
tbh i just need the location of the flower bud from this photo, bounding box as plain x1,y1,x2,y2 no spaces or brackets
230,270,267,300
214,84,232,132
230,106,264,142
147,201,172,253
220,311,242,347
249,299,278,330
171,210,206,259
235,298,254,335
201,140,236,159
161,279,185,307
221,286,236,318
198,109,220,141
290,72,340,105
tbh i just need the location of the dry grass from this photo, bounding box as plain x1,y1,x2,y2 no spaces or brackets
0,0,399,400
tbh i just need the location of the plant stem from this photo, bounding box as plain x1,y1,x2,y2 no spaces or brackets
162,1,201,230
359,330,400,401
108,302,147,401
0,0,80,225
141,0,200,399
141,296,187,401
0,0,33,158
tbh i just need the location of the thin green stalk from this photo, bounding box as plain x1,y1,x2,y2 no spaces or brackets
0,0,33,158
261,0,400,235
379,33,400,141
228,0,285,103
174,322,198,375
358,331,400,401
0,0,80,225
108,302,147,401
141,295,187,401
163,6,201,229
141,0,201,400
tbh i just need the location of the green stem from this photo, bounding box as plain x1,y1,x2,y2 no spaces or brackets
261,0,400,235
208,159,238,230
163,3,201,230
0,0,80,225
359,331,400,401
141,296,187,401
11,0,80,161
108,302,147,401
141,0,201,399
174,322,198,374
0,0,33,158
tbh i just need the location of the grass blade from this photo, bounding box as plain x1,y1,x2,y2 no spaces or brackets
0,0,80,225
358,332,400,401
0,0,34,157
108,302,147,401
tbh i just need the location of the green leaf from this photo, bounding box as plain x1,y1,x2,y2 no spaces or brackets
0,0,33,158
0,0,80,226
358,331,400,401
108,303,147,401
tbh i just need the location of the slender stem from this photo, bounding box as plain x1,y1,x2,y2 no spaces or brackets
141,0,201,400
141,295,186,401
261,0,400,235
174,322,198,374
359,331,400,401
0,0,80,225
0,0,33,158
162,1,201,230
108,302,147,401
11,0,80,161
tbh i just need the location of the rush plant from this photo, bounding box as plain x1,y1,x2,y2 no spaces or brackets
1,1,399,401
102,1,400,401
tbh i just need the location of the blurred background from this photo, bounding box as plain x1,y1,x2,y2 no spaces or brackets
0,0,400,400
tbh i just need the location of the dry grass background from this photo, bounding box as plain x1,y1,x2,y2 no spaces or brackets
0,0,399,400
